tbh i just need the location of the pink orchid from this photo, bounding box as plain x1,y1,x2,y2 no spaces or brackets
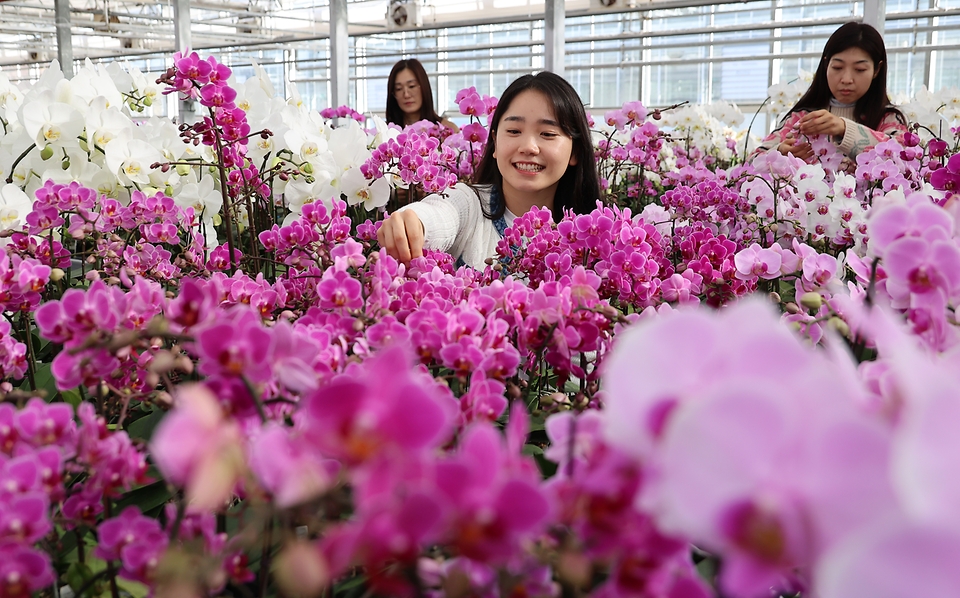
150,384,245,510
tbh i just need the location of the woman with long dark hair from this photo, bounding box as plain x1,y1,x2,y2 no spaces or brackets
377,71,600,268
758,22,908,161
385,58,458,131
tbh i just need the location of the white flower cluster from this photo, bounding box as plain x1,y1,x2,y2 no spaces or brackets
898,86,960,147
765,72,812,117
748,154,869,253
659,103,746,163
0,59,389,247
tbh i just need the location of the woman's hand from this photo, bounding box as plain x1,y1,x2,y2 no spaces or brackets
798,110,846,137
777,132,813,161
377,210,425,263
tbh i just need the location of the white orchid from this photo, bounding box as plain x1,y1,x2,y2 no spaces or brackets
0,183,32,232
70,59,123,110
328,120,371,171
282,109,330,163
705,102,744,127
124,65,160,109
104,134,165,187
341,167,389,211
0,73,23,124
282,175,337,225
38,146,103,189
370,115,401,147
247,112,285,167
176,172,223,248
84,98,134,151
19,91,84,149
139,117,188,163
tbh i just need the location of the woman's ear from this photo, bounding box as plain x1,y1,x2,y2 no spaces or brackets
874,61,883,79
568,153,578,166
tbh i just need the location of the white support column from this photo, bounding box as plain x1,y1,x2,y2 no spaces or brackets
863,0,886,35
544,0,565,78
54,0,73,78
173,0,191,54
173,0,194,123
330,0,350,108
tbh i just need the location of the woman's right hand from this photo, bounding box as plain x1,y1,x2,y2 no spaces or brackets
377,210,425,263
777,132,813,161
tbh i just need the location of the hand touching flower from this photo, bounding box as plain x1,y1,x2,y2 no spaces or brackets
799,109,846,137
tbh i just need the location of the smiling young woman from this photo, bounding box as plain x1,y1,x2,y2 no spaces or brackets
756,22,908,163
377,72,600,269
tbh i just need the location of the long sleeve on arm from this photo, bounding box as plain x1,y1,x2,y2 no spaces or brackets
753,112,806,157
836,110,909,158
397,183,508,269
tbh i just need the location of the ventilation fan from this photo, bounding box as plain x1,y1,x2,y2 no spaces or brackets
386,0,423,31
591,0,636,8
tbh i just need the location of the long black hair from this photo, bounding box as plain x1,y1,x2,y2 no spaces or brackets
473,72,600,223
789,21,905,130
385,59,442,127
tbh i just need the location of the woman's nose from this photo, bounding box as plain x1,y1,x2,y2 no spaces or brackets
519,135,539,153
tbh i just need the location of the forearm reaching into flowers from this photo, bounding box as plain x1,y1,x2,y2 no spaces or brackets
378,183,513,269
378,209,426,263
754,108,907,161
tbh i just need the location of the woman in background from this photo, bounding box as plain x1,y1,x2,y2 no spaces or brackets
385,59,458,208
758,21,907,162
385,58,458,132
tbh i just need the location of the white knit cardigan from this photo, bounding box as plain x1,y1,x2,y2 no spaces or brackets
399,183,517,269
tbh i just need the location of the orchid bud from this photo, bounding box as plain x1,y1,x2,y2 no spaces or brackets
300,163,313,175
176,164,191,176
828,316,850,338
273,540,329,598
39,145,54,160
49,268,65,282
800,292,823,311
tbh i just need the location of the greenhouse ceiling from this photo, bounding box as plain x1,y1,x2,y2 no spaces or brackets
0,0,676,66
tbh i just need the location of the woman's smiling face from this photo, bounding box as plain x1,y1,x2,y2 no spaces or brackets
493,89,576,208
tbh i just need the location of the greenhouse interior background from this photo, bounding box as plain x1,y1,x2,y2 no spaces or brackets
1,0,958,135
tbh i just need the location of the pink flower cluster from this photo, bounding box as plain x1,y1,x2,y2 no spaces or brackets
545,410,712,598
320,105,366,123
0,398,150,593
18,181,208,285
857,194,960,351
855,137,926,198
455,86,498,122
35,277,165,391
165,51,268,199
361,125,460,194
604,296,960,598
596,102,664,200
498,202,751,311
